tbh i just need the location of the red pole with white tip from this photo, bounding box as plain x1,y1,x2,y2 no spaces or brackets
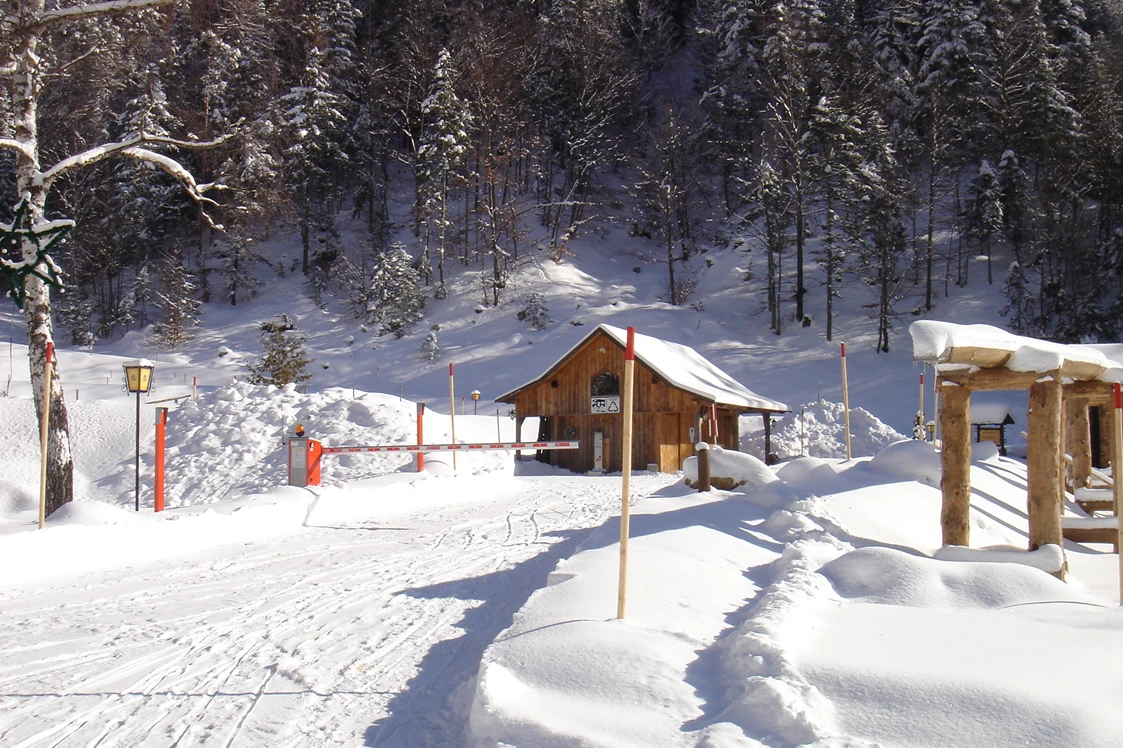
38,342,55,529
449,363,457,470
618,327,636,619
841,343,852,460
1114,382,1122,604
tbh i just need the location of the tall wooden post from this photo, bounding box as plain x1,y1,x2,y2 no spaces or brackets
617,327,636,620
1066,397,1091,491
840,343,852,460
1027,375,1064,571
1113,383,1122,603
416,402,425,472
38,342,55,529
939,382,971,546
448,364,457,470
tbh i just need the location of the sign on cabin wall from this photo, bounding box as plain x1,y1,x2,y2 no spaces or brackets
591,396,621,414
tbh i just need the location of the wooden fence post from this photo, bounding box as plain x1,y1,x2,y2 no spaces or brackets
939,381,971,546
696,442,711,491
1027,375,1064,577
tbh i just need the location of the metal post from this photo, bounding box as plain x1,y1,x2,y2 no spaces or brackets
155,407,168,512
134,389,141,512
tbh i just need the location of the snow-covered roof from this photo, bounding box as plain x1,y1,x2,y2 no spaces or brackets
910,321,1123,382
970,402,1014,425
498,324,788,412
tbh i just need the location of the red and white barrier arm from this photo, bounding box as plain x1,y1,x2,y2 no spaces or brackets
321,441,579,455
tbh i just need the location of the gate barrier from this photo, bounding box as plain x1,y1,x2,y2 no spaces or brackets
287,437,578,487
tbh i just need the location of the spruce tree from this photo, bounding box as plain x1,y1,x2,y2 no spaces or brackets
368,245,425,338
152,252,201,349
247,314,313,387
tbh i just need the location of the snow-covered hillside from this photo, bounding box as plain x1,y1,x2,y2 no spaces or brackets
1,226,1120,747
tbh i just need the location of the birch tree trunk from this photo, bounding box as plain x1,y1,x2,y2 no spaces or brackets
9,1,74,515
4,0,215,517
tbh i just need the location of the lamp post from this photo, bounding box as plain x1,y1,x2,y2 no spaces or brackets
471,389,481,415
123,360,155,511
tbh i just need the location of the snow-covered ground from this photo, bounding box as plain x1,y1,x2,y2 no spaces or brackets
1,223,1121,747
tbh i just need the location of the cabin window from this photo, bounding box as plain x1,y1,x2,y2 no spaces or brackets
592,371,619,396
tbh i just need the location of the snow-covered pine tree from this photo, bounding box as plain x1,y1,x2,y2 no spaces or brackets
217,233,262,307
997,150,1031,262
810,94,866,341
368,245,425,338
967,160,1004,284
1000,260,1036,334
247,314,313,387
131,265,154,329
281,0,359,277
55,282,98,348
518,292,551,331
418,326,440,361
152,251,201,349
416,48,472,297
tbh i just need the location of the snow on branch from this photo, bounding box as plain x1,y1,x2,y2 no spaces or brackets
0,139,34,161
122,147,226,227
34,0,175,29
38,131,231,188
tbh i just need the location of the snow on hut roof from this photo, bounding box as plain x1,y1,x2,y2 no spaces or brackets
910,321,1122,381
499,324,789,412
969,401,1014,425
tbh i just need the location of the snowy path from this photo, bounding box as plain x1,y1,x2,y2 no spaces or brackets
0,473,674,748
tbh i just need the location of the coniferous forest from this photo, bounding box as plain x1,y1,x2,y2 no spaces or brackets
5,0,1123,351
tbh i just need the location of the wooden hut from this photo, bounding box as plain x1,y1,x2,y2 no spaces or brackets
497,324,788,473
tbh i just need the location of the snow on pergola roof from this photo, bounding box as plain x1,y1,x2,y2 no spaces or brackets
910,321,1123,383
499,324,789,412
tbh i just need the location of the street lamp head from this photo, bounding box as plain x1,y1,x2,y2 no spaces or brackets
123,359,155,394
471,389,481,402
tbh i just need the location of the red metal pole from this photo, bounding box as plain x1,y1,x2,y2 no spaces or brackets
154,407,167,512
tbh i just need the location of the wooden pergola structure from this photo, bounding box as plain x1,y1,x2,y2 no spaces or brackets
914,323,1123,580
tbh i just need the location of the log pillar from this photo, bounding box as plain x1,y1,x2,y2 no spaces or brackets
1027,376,1065,573
1065,397,1091,490
939,382,971,547
1099,405,1115,471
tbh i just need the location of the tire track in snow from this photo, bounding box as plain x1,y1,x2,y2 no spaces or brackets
0,473,675,747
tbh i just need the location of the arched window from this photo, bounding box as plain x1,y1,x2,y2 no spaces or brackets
592,371,619,396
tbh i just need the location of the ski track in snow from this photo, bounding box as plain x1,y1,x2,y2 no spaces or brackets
0,474,673,748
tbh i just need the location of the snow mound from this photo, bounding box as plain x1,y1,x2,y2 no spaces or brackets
865,439,941,485
161,382,511,508
819,547,1091,609
683,444,778,490
933,544,1065,573
47,500,143,526
763,400,906,460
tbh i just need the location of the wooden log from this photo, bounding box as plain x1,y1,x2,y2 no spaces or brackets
939,383,971,546
938,368,1042,392
1065,398,1091,490
696,442,711,492
1027,377,1065,575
